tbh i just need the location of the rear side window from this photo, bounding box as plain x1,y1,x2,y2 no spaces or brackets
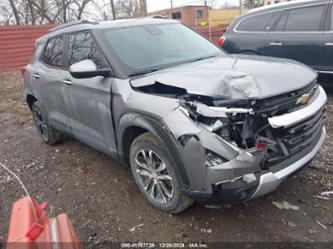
30,41,46,63
68,31,108,69
285,5,325,31
43,36,64,67
236,12,278,32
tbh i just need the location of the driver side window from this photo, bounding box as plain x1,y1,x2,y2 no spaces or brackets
68,31,108,69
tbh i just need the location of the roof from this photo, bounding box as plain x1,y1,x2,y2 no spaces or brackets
38,17,179,42
249,0,329,14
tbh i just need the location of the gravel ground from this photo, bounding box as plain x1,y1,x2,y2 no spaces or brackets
0,71,332,244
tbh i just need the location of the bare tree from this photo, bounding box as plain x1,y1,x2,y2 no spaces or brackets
115,0,140,18
26,0,36,24
0,0,99,25
0,3,13,24
8,0,20,24
110,0,116,19
31,0,59,24
245,0,264,9
139,0,147,17
74,0,93,20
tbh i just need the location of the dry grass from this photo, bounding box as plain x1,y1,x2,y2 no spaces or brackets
0,71,31,125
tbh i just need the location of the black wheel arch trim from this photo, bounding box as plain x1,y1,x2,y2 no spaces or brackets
117,112,191,190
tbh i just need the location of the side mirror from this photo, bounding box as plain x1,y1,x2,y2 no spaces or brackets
69,59,111,79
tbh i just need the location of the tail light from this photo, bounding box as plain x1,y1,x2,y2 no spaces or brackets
217,36,225,47
21,66,27,76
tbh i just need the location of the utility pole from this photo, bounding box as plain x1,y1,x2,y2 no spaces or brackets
209,0,213,40
62,0,67,23
110,0,116,20
170,0,174,18
239,0,243,15
140,0,147,17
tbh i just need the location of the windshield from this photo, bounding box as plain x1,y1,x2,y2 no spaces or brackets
101,23,223,76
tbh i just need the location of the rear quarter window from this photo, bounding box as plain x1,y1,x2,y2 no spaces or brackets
31,41,46,63
236,12,278,32
42,35,65,67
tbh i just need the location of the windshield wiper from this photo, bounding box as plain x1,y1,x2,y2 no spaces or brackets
190,55,218,63
129,69,160,77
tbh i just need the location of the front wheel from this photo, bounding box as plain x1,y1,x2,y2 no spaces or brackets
32,101,61,145
129,132,193,213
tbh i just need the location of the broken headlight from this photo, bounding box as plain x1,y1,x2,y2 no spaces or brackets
181,100,257,149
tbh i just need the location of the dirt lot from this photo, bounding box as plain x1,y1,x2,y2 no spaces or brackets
0,71,332,245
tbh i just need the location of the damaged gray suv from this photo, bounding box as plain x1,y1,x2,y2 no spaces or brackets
24,18,327,213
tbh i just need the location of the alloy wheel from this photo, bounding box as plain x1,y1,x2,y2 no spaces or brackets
134,149,174,203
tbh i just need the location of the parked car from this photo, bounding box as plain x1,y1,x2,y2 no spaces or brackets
24,18,327,213
220,0,333,74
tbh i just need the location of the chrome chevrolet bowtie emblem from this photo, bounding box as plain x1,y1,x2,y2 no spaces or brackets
296,93,310,105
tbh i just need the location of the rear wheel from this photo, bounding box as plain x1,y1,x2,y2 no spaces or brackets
32,101,61,145
129,132,193,213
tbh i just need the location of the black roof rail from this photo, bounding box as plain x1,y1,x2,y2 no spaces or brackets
152,15,168,19
48,20,98,33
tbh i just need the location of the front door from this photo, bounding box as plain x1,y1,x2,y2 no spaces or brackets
62,31,116,154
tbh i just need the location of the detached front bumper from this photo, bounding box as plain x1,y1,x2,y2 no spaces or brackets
180,86,327,204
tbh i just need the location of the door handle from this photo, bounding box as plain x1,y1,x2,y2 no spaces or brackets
269,42,283,46
32,73,40,79
325,42,333,46
62,79,72,85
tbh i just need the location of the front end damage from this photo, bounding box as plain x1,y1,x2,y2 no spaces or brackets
162,83,327,204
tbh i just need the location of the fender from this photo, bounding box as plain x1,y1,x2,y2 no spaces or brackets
117,112,191,189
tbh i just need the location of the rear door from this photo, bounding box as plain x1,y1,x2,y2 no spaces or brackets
264,4,326,70
321,4,333,72
226,12,279,54
61,31,116,154
35,35,71,134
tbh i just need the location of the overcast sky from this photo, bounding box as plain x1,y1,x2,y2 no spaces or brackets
146,0,240,12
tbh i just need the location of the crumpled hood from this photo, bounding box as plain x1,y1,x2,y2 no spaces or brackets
131,54,317,99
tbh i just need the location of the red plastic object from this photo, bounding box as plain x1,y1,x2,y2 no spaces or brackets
256,142,266,150
7,196,82,249
39,201,48,211
25,223,44,241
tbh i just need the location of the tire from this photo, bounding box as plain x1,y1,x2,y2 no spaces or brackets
32,101,61,145
129,132,194,214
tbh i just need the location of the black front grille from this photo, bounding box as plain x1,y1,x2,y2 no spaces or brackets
272,106,326,158
261,84,327,166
